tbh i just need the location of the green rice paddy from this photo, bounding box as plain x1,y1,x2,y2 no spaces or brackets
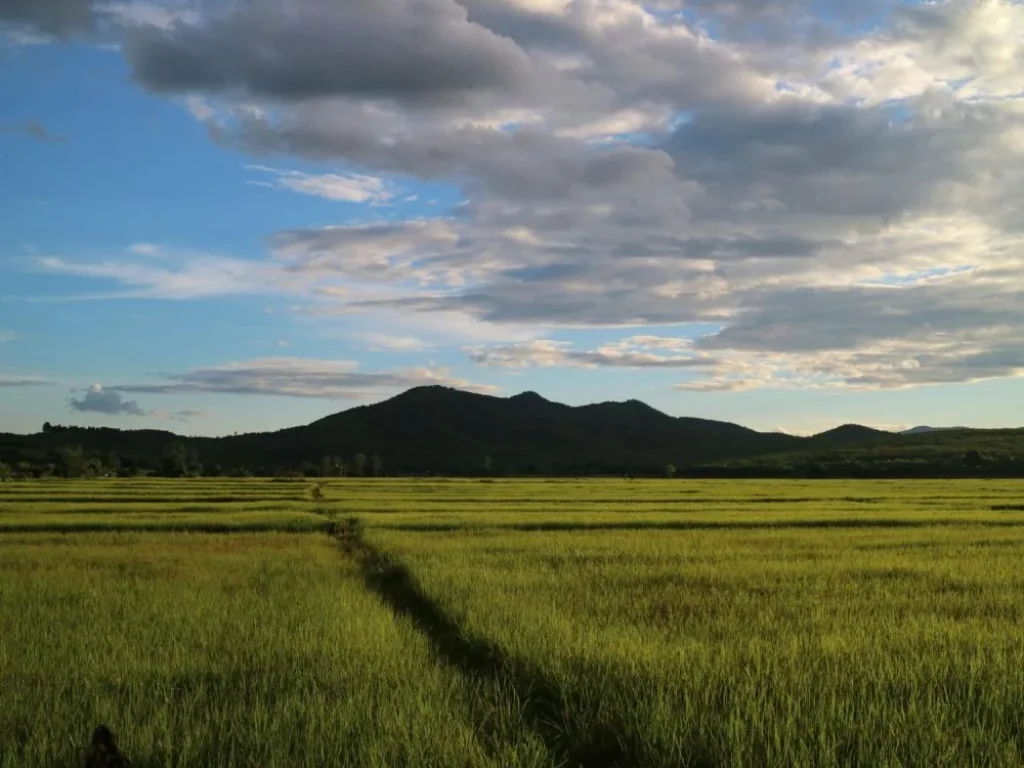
2,478,1023,766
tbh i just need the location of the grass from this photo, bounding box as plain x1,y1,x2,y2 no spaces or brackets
0,510,332,533
372,524,1024,766
0,532,546,767
2,477,1024,766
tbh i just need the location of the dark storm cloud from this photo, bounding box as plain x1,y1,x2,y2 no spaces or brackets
696,280,1024,354
124,0,533,101
0,0,94,36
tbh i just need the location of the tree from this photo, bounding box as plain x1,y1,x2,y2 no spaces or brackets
57,445,86,478
106,452,122,475
964,449,985,468
352,453,367,477
320,455,336,478
483,454,493,473
371,453,383,478
42,421,53,434
0,461,11,480
161,441,188,478
664,463,676,478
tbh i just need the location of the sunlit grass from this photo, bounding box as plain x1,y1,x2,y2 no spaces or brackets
372,523,1024,766
0,533,546,767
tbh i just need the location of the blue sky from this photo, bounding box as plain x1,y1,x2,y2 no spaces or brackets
2,0,1022,436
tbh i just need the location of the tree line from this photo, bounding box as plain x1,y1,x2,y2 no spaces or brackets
0,441,386,480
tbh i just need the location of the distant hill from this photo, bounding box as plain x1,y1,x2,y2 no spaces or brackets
1,386,1022,477
695,425,1024,478
808,424,892,445
900,426,965,435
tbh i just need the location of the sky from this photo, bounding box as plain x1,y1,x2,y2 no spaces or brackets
1,0,1022,437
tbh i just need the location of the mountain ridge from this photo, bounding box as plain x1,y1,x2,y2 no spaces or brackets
2,386,1021,477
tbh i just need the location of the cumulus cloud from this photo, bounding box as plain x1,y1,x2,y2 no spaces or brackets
110,357,496,399
66,383,211,420
17,0,1024,394
69,383,146,415
0,330,18,343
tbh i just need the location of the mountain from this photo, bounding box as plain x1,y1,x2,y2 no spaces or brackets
805,424,892,445
274,386,803,473
900,426,965,435
2,386,1022,477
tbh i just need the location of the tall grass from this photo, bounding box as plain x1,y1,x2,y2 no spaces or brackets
0,533,546,767
374,524,1024,767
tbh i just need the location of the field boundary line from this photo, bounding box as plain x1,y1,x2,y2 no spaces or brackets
372,518,1024,533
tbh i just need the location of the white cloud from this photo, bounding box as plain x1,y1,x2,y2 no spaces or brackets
468,338,715,369
362,334,430,352
3,29,53,45
0,330,19,343
98,1,197,29
37,250,323,300
246,165,395,203
128,242,160,256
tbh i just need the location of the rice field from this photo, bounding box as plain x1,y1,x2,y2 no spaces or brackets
2,477,1023,766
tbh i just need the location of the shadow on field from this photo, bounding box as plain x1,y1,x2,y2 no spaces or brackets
331,517,644,768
